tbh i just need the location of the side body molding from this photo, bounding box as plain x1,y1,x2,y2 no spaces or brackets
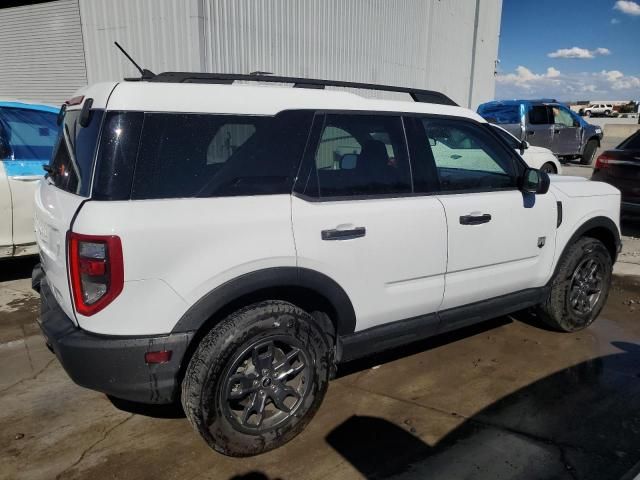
171,267,357,335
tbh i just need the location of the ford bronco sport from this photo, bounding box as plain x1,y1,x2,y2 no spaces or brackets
33,73,621,457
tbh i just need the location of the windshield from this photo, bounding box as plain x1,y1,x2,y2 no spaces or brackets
49,108,104,196
0,107,58,161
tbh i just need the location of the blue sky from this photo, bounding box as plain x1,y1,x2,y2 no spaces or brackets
496,0,640,101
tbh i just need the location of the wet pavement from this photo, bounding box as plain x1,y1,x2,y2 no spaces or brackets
1,257,640,480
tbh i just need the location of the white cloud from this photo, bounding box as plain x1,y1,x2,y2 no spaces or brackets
496,67,640,100
614,0,640,15
547,47,611,59
611,17,621,24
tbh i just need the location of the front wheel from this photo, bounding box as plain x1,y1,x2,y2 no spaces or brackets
535,237,612,332
581,139,598,165
540,162,557,174
182,301,332,456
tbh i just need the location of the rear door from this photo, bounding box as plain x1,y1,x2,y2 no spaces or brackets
526,105,554,150
550,105,581,156
0,106,59,251
292,113,447,332
35,104,103,319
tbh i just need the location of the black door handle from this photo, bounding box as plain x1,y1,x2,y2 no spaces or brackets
321,227,366,240
553,128,560,134
526,130,534,135
459,214,491,225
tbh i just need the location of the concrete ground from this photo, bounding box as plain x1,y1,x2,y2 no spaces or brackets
1,258,640,480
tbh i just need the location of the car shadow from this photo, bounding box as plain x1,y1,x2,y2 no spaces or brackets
327,341,640,480
0,255,38,283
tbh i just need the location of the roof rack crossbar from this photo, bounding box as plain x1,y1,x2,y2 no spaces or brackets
146,72,458,106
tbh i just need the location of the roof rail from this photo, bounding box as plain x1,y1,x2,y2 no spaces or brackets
145,72,459,107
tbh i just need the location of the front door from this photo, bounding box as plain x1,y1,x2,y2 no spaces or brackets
292,113,447,332
551,105,581,156
417,117,558,311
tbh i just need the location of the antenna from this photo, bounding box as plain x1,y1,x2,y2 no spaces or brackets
114,42,155,80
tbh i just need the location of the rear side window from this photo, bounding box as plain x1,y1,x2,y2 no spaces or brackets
50,109,104,196
528,105,552,125
304,114,412,198
131,111,312,199
0,107,58,161
477,104,520,124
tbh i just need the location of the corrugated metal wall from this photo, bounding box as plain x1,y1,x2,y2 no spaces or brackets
0,0,88,105
79,0,204,83
1,0,501,108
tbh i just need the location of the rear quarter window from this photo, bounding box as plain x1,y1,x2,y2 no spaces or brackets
130,111,313,199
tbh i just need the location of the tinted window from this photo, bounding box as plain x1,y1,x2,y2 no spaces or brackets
305,114,411,197
422,119,515,191
529,105,552,125
131,111,312,199
490,125,520,150
92,112,144,200
477,104,520,124
49,109,104,196
619,131,640,150
0,107,58,161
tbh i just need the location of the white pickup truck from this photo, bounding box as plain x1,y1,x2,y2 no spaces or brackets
0,101,59,258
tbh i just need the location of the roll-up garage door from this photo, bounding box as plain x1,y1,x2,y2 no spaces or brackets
0,0,87,105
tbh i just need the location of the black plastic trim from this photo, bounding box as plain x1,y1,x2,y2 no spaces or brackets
556,201,563,227
37,279,192,404
171,267,357,336
147,72,458,106
338,287,548,363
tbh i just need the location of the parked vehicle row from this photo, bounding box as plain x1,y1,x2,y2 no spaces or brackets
0,101,59,258
477,99,603,165
32,74,621,457
592,129,640,214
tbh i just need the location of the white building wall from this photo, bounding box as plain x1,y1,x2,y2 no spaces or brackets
17,0,500,108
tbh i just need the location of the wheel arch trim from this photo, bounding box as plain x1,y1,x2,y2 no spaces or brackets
170,267,357,335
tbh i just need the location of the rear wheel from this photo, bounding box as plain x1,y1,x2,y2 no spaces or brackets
182,301,332,456
535,237,612,332
540,162,557,174
585,110,592,117
580,139,598,165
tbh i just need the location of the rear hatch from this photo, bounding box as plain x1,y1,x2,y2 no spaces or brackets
34,98,106,321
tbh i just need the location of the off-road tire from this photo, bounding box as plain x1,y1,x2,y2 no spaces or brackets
580,139,598,165
535,237,612,332
181,301,332,457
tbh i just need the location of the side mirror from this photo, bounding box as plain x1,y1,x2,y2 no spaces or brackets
520,168,550,194
519,140,529,155
340,153,358,170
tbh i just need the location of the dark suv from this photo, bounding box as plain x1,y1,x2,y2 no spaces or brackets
478,100,603,165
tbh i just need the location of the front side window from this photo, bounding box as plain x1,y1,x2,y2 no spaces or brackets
422,119,516,192
131,111,312,199
0,107,58,161
490,125,520,150
552,106,575,127
305,114,411,197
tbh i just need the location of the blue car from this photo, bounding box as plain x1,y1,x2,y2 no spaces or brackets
1,101,60,258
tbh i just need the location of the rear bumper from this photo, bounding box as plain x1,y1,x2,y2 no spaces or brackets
35,269,193,404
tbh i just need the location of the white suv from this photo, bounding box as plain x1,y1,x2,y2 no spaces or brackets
33,73,622,457
582,104,614,117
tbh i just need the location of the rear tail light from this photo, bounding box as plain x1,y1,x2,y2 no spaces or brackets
594,154,612,170
68,232,124,316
